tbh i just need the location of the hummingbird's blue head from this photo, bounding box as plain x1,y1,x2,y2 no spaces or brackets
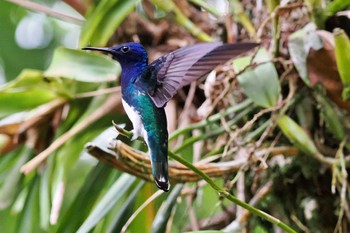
83,42,148,68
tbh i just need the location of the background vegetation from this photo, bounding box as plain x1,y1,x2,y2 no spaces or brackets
0,0,350,232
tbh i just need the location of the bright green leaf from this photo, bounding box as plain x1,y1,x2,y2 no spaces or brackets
45,47,120,83
333,28,350,100
80,0,140,47
327,0,350,15
0,70,65,117
234,48,280,108
277,115,318,155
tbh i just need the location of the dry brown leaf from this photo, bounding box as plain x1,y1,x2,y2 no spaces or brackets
306,30,350,113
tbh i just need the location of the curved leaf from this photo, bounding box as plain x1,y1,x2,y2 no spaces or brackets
45,47,120,83
151,184,184,233
234,48,280,108
288,23,323,86
76,174,136,233
80,0,139,47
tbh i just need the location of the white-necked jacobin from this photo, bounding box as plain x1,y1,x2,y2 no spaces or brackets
83,42,258,191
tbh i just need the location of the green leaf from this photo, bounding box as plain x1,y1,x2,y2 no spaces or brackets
314,87,345,140
234,48,280,108
151,184,184,233
106,181,145,233
150,0,213,42
288,23,323,86
76,174,136,233
327,0,350,15
39,168,50,231
0,70,63,117
56,162,114,233
80,0,139,47
45,47,120,83
0,146,32,208
334,28,350,84
333,28,350,100
277,115,318,155
16,174,44,233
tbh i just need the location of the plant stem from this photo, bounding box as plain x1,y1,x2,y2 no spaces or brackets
168,150,297,233
189,0,221,17
150,0,214,42
173,106,253,153
229,0,257,39
265,0,280,56
112,121,295,231
169,99,253,141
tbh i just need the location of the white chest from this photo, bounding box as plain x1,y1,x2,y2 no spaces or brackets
122,99,146,140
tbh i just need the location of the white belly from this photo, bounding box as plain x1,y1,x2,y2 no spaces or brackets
122,99,147,141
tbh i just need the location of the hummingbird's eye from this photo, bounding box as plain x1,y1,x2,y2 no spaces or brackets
121,46,129,53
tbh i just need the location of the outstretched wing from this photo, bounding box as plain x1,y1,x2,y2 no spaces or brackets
146,42,259,108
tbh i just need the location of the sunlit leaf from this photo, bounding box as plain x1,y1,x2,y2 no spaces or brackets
45,47,120,83
333,28,350,100
234,48,280,108
327,0,350,15
80,0,139,47
0,70,65,117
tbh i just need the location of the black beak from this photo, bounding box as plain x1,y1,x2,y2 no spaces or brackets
82,47,113,54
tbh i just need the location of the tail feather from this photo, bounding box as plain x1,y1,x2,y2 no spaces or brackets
146,132,170,192
152,161,170,192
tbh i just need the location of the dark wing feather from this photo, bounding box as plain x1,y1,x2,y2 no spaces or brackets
148,42,259,108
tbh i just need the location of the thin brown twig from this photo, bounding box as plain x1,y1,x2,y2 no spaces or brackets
20,91,121,174
74,87,121,99
6,0,85,25
121,189,164,233
223,181,273,231
256,2,306,40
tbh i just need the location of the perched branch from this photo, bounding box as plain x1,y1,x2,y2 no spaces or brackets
86,140,247,183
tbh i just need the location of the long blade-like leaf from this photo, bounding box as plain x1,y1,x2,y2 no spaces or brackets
76,174,136,233
80,0,139,47
151,184,184,233
56,162,114,233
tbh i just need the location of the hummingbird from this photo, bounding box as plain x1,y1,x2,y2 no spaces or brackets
83,42,258,191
